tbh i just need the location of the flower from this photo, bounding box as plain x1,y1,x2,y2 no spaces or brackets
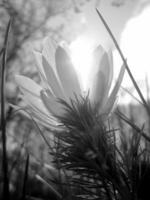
15,37,125,129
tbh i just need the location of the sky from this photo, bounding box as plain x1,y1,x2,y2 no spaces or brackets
81,0,140,48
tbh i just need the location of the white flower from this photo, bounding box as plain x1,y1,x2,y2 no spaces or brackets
15,37,125,128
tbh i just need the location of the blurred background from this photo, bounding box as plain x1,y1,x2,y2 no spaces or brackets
0,0,150,199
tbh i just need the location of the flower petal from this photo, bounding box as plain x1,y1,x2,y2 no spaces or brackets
98,50,114,107
98,52,110,87
42,56,66,99
15,76,51,117
33,50,51,91
23,92,50,117
41,90,65,117
92,45,105,73
107,50,113,89
42,37,57,73
89,47,110,107
55,46,81,100
11,103,60,129
15,75,42,97
33,51,45,76
89,70,106,107
101,63,125,115
33,51,46,76
27,105,60,129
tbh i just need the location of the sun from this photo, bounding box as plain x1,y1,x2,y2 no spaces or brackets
69,36,94,90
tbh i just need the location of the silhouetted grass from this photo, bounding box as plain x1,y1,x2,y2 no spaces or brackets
0,19,11,200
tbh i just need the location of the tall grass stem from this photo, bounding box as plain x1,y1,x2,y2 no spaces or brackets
0,19,11,200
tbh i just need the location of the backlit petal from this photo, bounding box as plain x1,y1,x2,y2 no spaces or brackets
33,50,49,89
101,63,125,114
107,50,114,89
89,71,106,108
92,45,105,74
98,50,114,107
33,50,45,76
15,76,51,117
89,47,110,107
42,56,66,99
23,92,50,117
41,90,65,117
99,52,110,87
42,37,57,73
25,107,61,130
27,105,60,128
15,75,42,97
12,102,59,129
88,45,106,90
55,46,81,100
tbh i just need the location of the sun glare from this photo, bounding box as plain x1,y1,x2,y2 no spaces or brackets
70,36,94,90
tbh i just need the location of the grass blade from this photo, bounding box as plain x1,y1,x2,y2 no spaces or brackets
21,154,30,200
0,19,11,200
35,174,62,199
